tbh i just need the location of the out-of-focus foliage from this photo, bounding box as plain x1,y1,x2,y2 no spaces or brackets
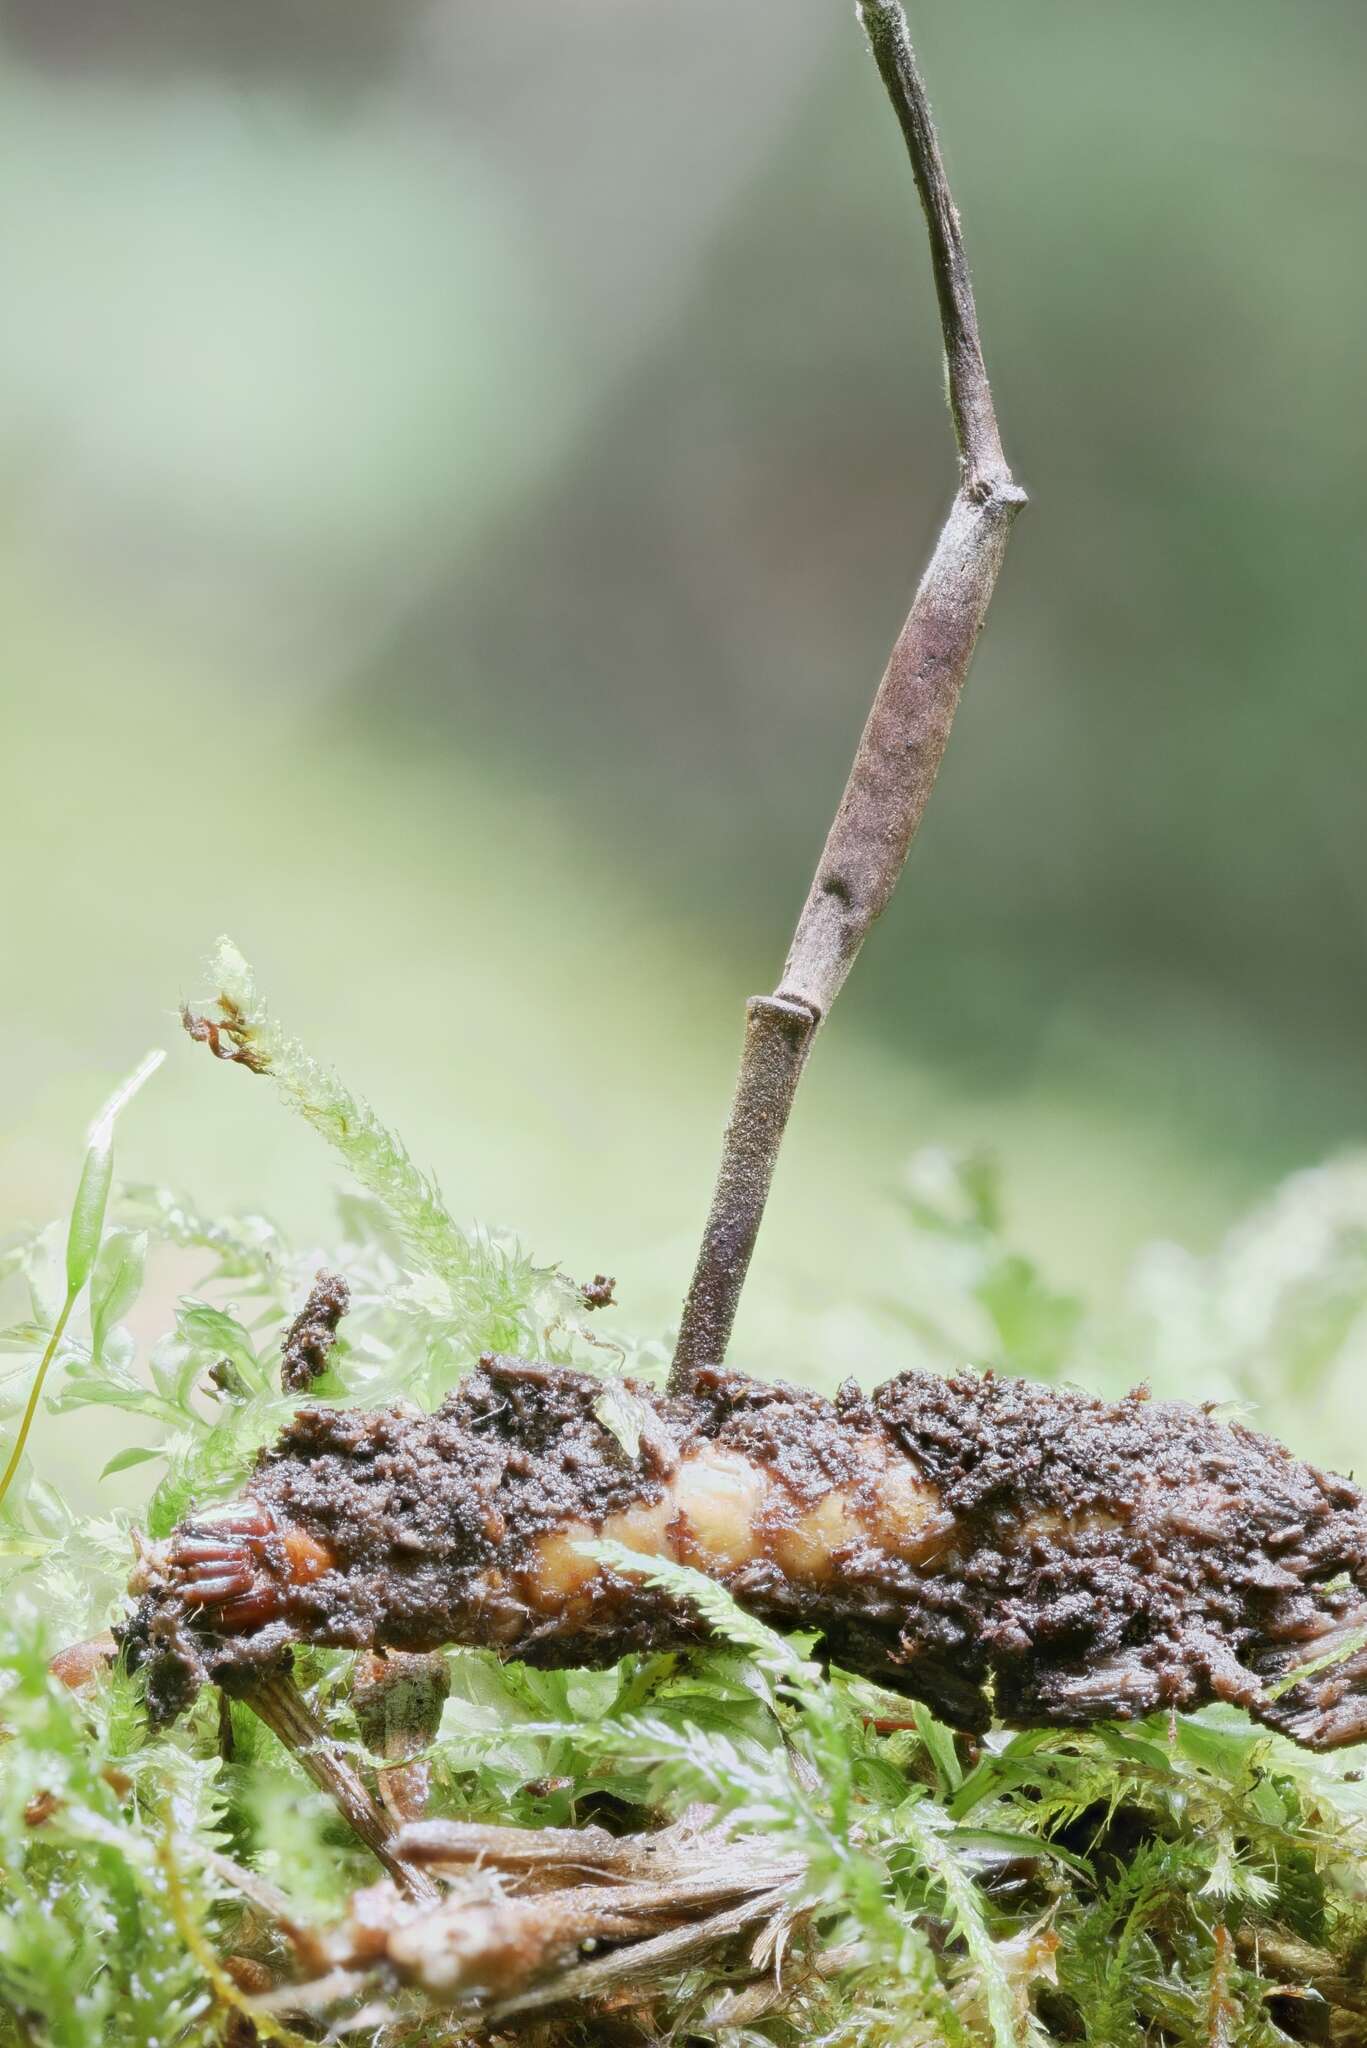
5,957,1367,2043
876,1146,1367,1471
0,0,1362,1410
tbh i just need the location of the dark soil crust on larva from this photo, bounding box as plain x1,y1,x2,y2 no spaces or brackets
121,1359,1367,1746
872,1370,1367,1741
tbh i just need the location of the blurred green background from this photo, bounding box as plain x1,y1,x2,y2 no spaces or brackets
2,0,1365,1491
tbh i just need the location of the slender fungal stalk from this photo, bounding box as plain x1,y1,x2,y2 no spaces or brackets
672,1,1025,1388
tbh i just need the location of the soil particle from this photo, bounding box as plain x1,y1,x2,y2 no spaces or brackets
280,1271,351,1393
580,1275,617,1311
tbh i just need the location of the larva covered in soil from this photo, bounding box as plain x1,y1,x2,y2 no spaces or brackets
121,1355,1367,1750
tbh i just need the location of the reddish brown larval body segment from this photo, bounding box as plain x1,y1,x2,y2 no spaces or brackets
120,1359,1367,1749
50,1632,117,1690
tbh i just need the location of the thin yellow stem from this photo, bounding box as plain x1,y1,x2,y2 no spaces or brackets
156,1821,316,2048
0,1288,76,1512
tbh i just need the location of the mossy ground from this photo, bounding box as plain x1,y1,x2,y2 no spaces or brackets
4,948,1367,2046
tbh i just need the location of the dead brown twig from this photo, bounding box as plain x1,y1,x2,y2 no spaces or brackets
234,1669,440,1904
250,1809,809,2029
671,0,1025,1389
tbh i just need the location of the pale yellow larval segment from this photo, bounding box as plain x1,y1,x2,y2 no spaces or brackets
669,1447,767,1570
531,1524,600,1604
601,1493,675,1559
525,1431,948,1613
873,1443,954,1560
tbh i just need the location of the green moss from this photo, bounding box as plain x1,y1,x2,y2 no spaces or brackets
3,954,1367,2044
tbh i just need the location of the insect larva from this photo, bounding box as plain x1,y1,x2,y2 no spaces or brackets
121,1355,1367,1749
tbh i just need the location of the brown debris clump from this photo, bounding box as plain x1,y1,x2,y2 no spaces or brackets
279,1271,351,1393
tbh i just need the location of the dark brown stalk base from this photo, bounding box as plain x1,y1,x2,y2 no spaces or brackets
673,996,814,1378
